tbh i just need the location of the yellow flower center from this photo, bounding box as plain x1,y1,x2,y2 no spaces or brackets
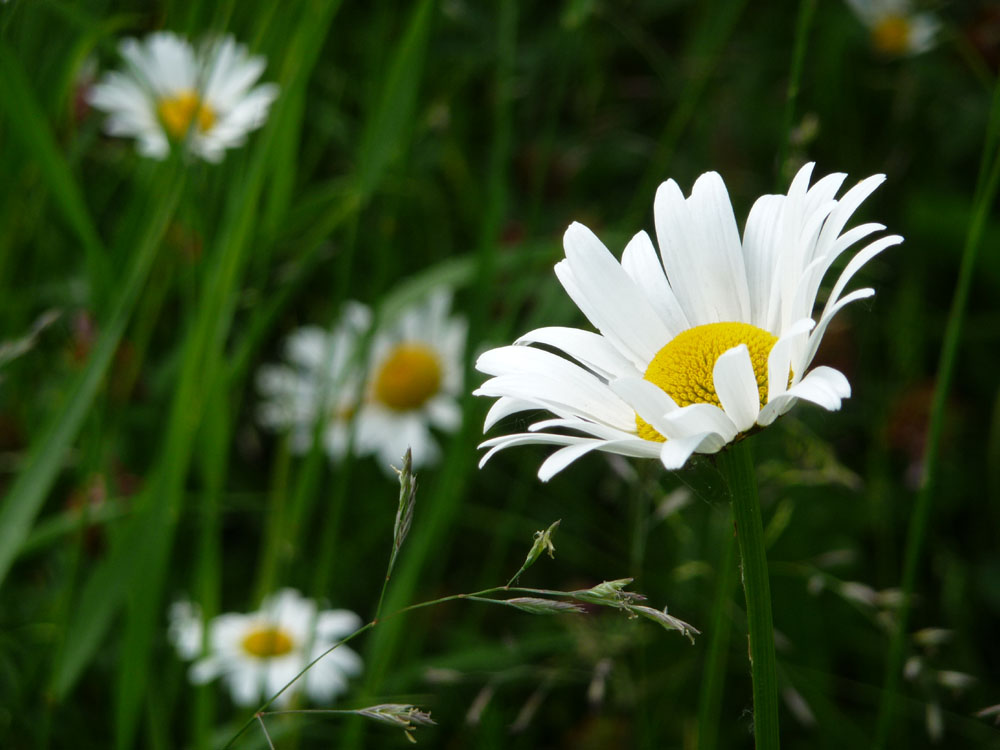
872,14,912,55
373,343,442,411
241,626,295,658
156,90,216,139
635,322,778,442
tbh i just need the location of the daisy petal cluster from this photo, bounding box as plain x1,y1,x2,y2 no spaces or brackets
257,291,466,472
475,163,900,479
169,589,362,707
846,0,939,56
88,31,278,162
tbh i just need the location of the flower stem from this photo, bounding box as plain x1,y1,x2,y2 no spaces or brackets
717,440,779,749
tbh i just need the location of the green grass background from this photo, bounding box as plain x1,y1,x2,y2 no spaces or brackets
1,0,999,748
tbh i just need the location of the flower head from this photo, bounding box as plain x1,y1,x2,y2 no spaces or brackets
257,291,466,473
475,163,899,478
845,0,939,56
88,31,278,162
169,589,362,707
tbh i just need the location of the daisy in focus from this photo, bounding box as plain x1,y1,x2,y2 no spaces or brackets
257,291,466,473
474,163,900,479
168,589,362,707
845,0,939,56
88,31,278,162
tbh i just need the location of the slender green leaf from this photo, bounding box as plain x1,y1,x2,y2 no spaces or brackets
0,41,111,300
0,170,181,592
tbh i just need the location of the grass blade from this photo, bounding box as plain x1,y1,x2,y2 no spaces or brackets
0,169,181,592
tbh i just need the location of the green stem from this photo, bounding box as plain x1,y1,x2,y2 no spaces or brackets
717,440,779,750
696,520,736,750
873,74,1000,749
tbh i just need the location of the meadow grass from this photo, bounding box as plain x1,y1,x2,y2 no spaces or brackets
1,1,999,749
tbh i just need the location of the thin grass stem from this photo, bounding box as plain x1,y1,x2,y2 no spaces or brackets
776,0,816,187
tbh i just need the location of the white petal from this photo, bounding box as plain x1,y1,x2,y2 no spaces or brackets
800,287,874,372
225,665,265,707
483,396,539,431
478,432,594,468
821,234,901,321
620,230,690,336
712,345,760,432
559,222,672,366
515,326,635,380
475,345,635,430
426,395,462,431
767,317,815,401
538,439,622,481
663,403,738,443
814,174,886,261
316,610,363,640
743,194,785,329
659,432,721,469
527,417,636,441
758,366,851,425
265,658,305,703
608,377,681,439
654,173,750,324
189,655,226,684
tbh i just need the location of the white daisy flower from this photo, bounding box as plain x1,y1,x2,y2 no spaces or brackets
257,303,372,461
257,291,466,473
845,0,939,56
355,291,467,470
88,31,278,162
170,589,363,708
474,163,900,479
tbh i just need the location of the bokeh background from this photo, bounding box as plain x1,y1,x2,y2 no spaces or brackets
2,0,1000,748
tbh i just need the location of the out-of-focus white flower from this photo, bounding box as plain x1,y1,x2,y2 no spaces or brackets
257,303,371,460
845,0,939,56
356,291,466,470
88,31,278,161
168,599,204,661
169,589,362,707
257,291,466,473
475,163,898,478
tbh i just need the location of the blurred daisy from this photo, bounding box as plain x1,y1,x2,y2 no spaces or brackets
846,0,939,56
257,303,371,461
357,291,466,469
475,163,899,478
169,589,362,707
88,31,278,162
257,292,466,472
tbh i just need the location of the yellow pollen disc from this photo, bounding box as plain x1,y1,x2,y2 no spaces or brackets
241,626,294,658
156,90,216,139
635,322,779,443
872,14,912,55
373,343,442,411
